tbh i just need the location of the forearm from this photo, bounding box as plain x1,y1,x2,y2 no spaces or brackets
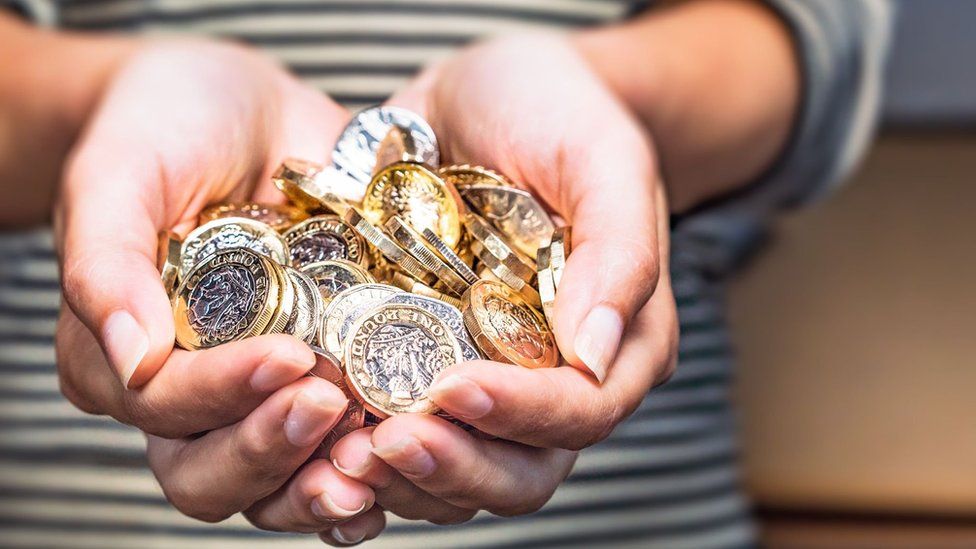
0,13,137,227
575,0,799,213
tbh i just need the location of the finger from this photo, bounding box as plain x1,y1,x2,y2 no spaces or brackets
57,310,317,438
58,144,173,388
244,459,374,533
331,428,476,524
319,506,386,547
429,281,677,450
371,414,575,516
147,377,348,522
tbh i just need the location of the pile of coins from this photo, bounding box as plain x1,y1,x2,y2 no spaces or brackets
162,106,571,438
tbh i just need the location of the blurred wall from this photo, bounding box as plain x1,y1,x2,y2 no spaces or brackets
729,0,976,517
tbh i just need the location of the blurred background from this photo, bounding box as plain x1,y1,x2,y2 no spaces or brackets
730,1,976,546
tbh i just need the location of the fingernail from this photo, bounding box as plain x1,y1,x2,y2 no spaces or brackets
429,374,493,419
332,524,366,545
311,492,368,520
250,348,315,392
102,310,149,388
372,436,436,478
284,385,347,447
574,304,623,383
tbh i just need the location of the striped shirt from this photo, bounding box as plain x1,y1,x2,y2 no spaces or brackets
0,1,891,547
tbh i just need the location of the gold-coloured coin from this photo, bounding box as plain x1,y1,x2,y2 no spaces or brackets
157,231,182,299
389,271,463,309
199,202,308,233
321,283,403,361
461,185,555,260
463,212,536,283
180,217,289,277
173,248,280,350
462,280,557,369
272,158,351,215
299,259,375,307
536,225,570,331
343,208,439,287
345,303,462,417
439,164,514,190
384,216,469,297
361,162,464,250
283,215,368,269
420,227,479,286
265,260,296,335
374,126,427,170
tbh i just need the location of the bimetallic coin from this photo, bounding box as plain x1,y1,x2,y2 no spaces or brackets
283,215,367,268
343,208,439,287
385,294,482,362
464,212,535,284
158,231,182,299
361,162,463,250
439,164,514,190
265,261,296,335
321,283,403,361
420,227,479,286
272,158,352,214
462,280,557,369
345,303,461,417
300,259,375,306
199,202,308,232
384,216,469,297
173,249,280,350
537,226,572,330
331,106,440,202
308,346,367,450
180,217,289,277
461,185,555,260
283,267,322,344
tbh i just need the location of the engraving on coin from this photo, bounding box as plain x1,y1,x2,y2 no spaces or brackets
300,259,374,305
362,162,463,250
346,304,461,416
461,185,555,260
180,217,289,277
284,215,366,268
462,280,557,369
332,106,440,201
385,294,482,362
174,249,277,350
322,283,403,360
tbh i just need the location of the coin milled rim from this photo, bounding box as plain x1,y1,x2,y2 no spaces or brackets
384,215,469,297
343,208,439,287
272,157,351,215
419,227,479,286
463,212,536,283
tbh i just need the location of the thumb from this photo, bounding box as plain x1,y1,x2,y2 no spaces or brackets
57,142,175,389
551,138,663,384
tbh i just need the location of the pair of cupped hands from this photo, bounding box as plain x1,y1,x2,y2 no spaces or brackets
54,33,677,545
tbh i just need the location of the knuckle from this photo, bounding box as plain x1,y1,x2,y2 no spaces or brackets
234,422,291,483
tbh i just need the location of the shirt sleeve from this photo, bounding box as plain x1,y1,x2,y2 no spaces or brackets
755,0,894,207
1,0,56,25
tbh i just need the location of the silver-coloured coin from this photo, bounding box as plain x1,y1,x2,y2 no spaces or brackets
321,283,403,360
383,294,482,362
329,106,440,202
180,217,289,276
284,267,322,344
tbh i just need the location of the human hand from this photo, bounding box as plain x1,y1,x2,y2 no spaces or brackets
54,40,382,540
330,34,678,530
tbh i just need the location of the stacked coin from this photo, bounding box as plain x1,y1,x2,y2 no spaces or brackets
164,106,571,434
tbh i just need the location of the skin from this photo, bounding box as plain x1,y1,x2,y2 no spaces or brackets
0,0,798,544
